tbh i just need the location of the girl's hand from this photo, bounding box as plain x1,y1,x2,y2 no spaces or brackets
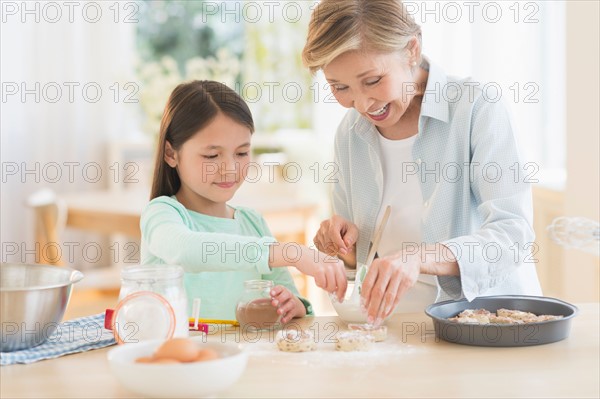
294,246,348,302
270,285,306,324
269,244,348,301
313,215,358,267
360,251,421,325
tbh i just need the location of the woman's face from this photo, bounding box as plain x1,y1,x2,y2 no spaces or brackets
323,50,420,136
165,112,252,211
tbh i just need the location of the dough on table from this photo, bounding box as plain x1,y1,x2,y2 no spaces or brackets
335,332,374,352
348,323,388,342
276,329,316,352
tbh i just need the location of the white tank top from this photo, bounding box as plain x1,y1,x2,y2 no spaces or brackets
375,132,438,313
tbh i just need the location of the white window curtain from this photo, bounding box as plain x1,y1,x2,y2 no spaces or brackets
1,2,138,258
421,0,566,174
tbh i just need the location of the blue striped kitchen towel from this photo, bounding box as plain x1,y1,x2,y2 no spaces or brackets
1,313,115,366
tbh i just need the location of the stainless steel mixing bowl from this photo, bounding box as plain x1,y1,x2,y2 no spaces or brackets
0,263,84,352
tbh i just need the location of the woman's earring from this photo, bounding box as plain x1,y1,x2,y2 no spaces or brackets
411,61,418,67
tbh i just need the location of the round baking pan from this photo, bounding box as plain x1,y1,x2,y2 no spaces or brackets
425,295,578,347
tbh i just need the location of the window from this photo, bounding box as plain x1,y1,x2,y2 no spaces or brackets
134,0,313,136
136,0,244,70
419,1,566,177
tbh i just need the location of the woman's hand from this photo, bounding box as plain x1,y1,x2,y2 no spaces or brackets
360,251,421,325
270,285,306,324
269,243,348,302
313,215,358,267
360,244,460,325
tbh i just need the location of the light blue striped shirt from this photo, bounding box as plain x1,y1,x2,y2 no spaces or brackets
332,58,542,302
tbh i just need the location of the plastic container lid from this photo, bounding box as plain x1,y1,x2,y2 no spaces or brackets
110,291,175,344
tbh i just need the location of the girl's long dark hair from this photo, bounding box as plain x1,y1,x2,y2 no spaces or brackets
150,80,254,200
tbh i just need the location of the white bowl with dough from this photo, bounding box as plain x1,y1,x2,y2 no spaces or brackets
107,336,248,398
330,282,369,324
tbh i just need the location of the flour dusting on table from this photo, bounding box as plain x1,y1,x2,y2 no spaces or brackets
243,338,416,368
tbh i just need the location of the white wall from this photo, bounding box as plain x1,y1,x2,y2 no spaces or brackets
563,1,600,302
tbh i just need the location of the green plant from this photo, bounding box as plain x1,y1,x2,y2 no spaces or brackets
136,0,244,72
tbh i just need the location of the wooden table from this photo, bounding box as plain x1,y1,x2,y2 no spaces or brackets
2,303,598,398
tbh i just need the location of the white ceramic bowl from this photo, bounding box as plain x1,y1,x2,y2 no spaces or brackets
107,336,248,398
329,282,369,324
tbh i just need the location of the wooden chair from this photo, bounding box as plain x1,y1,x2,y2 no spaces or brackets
26,189,121,311
26,189,66,266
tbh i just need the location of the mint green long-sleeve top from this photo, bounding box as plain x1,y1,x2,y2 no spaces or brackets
140,196,311,320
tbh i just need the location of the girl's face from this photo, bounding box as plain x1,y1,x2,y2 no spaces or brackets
165,112,251,214
323,50,421,137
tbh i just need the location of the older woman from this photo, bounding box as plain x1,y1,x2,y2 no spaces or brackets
304,0,542,325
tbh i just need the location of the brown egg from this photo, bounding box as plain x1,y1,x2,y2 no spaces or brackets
153,338,200,363
134,356,154,364
150,358,180,364
194,348,219,362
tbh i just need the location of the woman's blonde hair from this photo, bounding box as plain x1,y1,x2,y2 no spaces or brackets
302,0,422,74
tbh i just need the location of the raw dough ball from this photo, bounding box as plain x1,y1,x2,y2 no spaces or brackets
276,329,316,352
348,323,388,342
335,332,374,352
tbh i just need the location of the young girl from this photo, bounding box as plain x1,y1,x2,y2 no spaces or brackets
140,80,347,323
